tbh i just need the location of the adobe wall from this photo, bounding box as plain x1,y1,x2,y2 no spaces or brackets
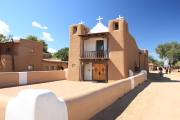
68,24,90,81
120,20,148,74
108,19,128,82
0,72,19,88
28,71,66,84
0,55,19,72
43,53,50,59
18,39,43,72
0,71,66,88
2,71,147,120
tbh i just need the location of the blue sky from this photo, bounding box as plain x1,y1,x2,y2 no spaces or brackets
0,0,180,60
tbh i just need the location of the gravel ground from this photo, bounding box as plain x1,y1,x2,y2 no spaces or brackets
91,70,180,120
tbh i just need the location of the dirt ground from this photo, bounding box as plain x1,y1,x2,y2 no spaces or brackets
0,80,106,98
91,70,180,120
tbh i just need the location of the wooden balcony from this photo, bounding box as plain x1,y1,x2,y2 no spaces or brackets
82,50,108,59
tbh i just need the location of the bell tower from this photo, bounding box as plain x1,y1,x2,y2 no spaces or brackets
68,21,90,81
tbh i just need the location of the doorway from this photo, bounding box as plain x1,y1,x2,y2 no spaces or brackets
93,63,106,80
96,40,104,58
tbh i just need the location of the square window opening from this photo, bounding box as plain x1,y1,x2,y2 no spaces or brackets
114,23,119,30
45,65,49,70
6,48,11,52
73,27,77,34
29,49,34,53
51,66,54,70
28,65,34,70
84,28,86,34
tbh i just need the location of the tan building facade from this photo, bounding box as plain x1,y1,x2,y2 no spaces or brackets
68,17,148,83
42,59,68,70
149,63,158,71
0,39,68,72
0,39,43,72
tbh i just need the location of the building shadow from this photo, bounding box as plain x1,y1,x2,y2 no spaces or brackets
90,72,180,120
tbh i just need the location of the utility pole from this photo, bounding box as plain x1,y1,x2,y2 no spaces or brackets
10,35,15,71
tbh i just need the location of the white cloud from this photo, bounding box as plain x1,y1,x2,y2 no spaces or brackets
48,48,57,53
0,20,10,35
42,32,54,41
13,36,21,40
32,21,48,29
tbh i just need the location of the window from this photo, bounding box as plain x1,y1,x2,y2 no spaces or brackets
73,26,77,34
97,45,104,50
6,48,11,52
61,67,64,70
96,40,104,51
29,49,34,53
84,28,86,34
51,66,54,70
72,64,76,67
28,65,34,70
114,22,119,30
45,65,49,70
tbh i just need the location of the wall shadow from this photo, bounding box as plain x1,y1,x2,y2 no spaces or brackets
108,60,123,80
109,34,123,52
90,72,180,120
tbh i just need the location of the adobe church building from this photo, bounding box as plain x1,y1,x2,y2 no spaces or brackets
68,16,148,83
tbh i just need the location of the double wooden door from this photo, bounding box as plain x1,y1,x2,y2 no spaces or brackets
93,63,106,80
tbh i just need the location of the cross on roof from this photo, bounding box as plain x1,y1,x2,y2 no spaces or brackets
79,20,85,24
97,16,104,23
116,15,124,19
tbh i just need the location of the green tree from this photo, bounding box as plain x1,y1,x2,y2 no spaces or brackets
157,60,164,66
38,39,48,53
0,34,6,41
53,47,69,61
26,35,38,41
155,42,180,66
148,55,155,63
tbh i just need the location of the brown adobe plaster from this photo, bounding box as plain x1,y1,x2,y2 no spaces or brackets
68,18,149,82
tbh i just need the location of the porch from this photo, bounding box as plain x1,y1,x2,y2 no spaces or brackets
83,50,108,59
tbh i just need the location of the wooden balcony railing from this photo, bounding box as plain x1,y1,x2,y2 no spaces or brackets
83,50,108,59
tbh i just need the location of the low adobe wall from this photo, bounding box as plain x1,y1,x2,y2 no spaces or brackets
0,70,66,88
0,73,19,88
64,72,146,120
4,70,147,120
28,71,66,84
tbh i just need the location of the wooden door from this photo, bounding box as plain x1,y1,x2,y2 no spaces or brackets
93,63,106,80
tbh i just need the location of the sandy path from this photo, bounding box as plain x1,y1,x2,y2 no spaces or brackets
91,70,180,120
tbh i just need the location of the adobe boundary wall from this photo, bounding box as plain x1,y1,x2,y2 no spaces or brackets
0,70,66,88
4,70,147,120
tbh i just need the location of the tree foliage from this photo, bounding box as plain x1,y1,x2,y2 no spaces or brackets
0,34,6,41
148,55,164,66
156,42,180,66
26,35,38,41
53,47,69,61
148,55,155,63
38,39,48,53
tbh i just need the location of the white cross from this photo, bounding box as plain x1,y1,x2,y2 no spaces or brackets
116,15,124,19
97,16,104,23
79,20,85,24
